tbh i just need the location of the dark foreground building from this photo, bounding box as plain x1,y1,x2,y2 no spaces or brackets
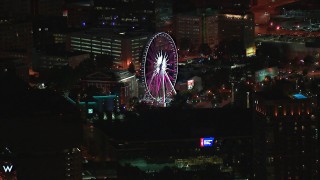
96,107,254,179
253,89,320,179
0,72,83,179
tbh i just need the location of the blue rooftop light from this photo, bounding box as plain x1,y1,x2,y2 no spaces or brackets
293,93,307,99
82,22,86,27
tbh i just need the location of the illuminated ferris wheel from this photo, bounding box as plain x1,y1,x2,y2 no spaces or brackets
141,32,178,107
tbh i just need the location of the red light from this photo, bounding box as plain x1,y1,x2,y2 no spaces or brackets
63,10,68,17
276,26,280,30
270,22,273,26
200,138,204,147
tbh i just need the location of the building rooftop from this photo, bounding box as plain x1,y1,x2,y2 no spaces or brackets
84,70,135,82
72,28,152,39
99,108,253,141
255,90,291,101
279,0,320,11
39,50,89,57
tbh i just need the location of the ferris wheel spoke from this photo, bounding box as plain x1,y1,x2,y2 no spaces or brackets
165,72,175,81
161,72,166,104
155,75,162,97
145,70,154,77
164,72,176,94
147,57,155,64
152,73,161,97
166,68,176,73
148,72,157,93
148,45,156,56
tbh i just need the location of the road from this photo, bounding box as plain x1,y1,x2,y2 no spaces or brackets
252,0,301,12
252,0,302,25
83,123,117,162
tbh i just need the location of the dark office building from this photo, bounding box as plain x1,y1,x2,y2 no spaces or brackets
0,57,29,83
0,19,33,65
33,16,68,52
0,0,64,17
64,0,94,28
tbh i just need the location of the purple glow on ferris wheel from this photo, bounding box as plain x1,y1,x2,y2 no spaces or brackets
142,32,178,106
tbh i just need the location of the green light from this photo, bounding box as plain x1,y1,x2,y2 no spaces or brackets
93,95,116,99
79,102,96,105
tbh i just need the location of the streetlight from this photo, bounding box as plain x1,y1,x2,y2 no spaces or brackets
246,92,250,109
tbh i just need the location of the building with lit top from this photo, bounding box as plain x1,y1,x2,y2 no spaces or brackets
253,87,319,179
218,11,255,51
174,10,254,52
67,28,150,71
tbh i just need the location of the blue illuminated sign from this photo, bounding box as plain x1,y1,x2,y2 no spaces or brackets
88,108,93,114
293,93,307,99
200,137,214,147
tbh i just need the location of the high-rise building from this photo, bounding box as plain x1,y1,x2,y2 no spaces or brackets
37,0,65,17
0,0,64,17
155,0,173,32
64,0,94,28
175,11,217,51
33,16,68,52
93,0,156,31
0,20,33,65
0,57,29,82
0,0,65,66
253,88,319,179
67,28,151,71
0,0,32,17
218,11,255,51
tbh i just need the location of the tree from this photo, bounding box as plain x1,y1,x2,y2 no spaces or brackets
304,54,315,66
75,58,95,78
199,43,212,56
180,37,192,51
169,90,193,108
95,54,115,70
128,62,135,73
